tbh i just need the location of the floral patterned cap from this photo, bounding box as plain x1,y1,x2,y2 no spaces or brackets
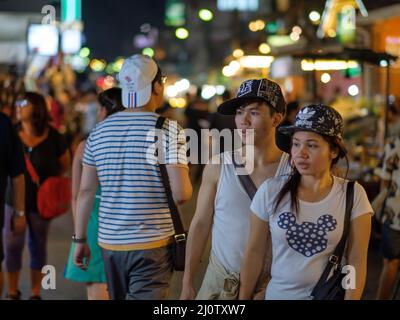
277,104,344,153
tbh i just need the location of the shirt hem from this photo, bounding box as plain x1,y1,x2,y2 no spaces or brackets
98,237,173,251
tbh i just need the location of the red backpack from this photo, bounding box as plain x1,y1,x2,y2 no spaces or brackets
25,156,71,220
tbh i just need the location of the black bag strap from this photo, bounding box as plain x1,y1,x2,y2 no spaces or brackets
311,180,355,297
155,117,185,238
232,151,257,200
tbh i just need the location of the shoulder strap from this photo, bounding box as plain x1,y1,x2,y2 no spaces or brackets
155,117,185,236
232,151,257,200
24,154,40,185
311,180,355,297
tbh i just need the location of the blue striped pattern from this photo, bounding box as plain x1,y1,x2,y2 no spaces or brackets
83,112,188,245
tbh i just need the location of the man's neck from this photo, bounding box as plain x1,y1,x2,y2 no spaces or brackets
123,100,158,113
238,136,283,173
123,106,155,113
253,134,282,166
253,145,282,168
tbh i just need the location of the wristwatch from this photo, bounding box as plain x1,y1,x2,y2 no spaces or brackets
14,210,25,217
72,235,87,243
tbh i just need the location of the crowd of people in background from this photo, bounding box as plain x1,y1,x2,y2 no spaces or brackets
0,54,399,300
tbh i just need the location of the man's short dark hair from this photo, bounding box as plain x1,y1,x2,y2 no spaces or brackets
151,66,162,92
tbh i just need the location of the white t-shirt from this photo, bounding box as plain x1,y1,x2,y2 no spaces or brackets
250,175,373,300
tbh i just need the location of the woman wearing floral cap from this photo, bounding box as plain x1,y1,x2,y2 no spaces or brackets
239,104,373,300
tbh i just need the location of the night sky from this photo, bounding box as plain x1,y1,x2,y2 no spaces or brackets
82,0,166,61
0,0,167,61
1,0,399,61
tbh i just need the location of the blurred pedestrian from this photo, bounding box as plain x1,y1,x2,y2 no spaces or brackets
78,88,99,138
374,135,400,299
280,100,300,127
3,92,71,300
185,89,210,181
209,90,237,154
0,112,26,299
64,87,125,300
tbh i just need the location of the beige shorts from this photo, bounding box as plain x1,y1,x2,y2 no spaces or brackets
196,253,269,300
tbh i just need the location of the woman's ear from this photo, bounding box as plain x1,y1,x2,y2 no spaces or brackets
330,147,339,160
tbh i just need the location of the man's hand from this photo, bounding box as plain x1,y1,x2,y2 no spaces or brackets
180,281,197,300
13,215,27,234
73,242,91,271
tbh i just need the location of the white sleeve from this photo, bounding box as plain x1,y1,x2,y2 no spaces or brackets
350,182,374,221
250,180,269,222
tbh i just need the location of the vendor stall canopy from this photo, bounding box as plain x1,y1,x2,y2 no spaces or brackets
293,47,397,66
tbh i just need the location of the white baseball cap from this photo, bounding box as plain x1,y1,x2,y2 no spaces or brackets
118,54,158,108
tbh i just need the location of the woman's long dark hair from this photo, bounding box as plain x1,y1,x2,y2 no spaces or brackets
24,92,51,136
98,87,125,116
274,133,349,214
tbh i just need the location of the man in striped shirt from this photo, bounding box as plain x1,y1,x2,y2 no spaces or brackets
73,54,192,300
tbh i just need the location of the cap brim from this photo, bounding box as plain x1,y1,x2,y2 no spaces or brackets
277,126,328,153
218,96,269,115
276,127,293,154
278,125,298,137
121,84,152,108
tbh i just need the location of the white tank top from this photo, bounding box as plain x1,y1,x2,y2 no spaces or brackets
211,151,291,273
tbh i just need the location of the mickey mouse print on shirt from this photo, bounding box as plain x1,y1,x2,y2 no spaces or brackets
277,212,337,257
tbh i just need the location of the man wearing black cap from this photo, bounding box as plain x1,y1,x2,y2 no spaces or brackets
180,79,291,300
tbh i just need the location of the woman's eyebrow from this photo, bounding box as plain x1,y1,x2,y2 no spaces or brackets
293,137,319,142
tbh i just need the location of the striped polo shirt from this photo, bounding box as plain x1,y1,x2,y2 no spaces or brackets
83,112,188,250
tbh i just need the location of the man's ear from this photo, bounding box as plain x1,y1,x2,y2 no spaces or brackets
272,113,283,127
153,81,162,96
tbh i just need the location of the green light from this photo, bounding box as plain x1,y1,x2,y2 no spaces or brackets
165,0,185,27
113,58,125,72
79,47,90,58
61,0,82,22
199,9,213,21
90,59,106,72
175,27,189,39
106,63,115,74
142,48,155,58
266,21,278,34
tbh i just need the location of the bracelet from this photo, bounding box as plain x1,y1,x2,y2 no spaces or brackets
72,235,87,243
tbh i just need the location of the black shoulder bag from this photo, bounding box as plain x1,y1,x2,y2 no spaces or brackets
311,181,355,300
155,117,187,271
